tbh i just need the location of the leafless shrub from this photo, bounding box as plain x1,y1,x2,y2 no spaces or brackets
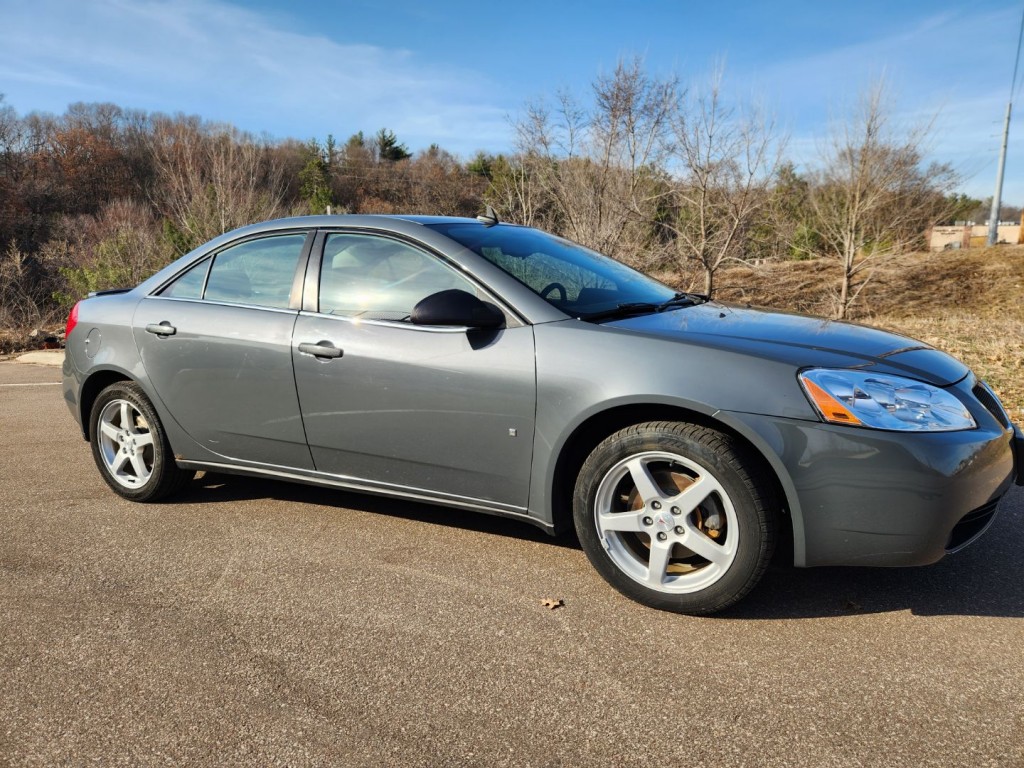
0,240,68,329
806,81,958,319
510,58,679,265
663,68,784,295
149,117,283,253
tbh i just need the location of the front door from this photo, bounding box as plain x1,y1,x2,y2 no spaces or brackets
291,232,536,510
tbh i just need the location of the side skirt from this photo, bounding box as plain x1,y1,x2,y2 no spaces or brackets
177,459,554,534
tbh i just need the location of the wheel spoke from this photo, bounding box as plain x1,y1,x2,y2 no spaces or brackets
625,457,664,505
681,518,731,565
646,540,673,587
110,451,131,475
598,509,647,533
133,432,154,449
99,420,120,442
119,401,132,429
129,453,149,480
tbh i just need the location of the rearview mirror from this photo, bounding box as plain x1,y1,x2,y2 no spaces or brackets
411,289,505,329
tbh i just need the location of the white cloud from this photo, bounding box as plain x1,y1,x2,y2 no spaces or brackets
735,6,1024,202
0,0,513,155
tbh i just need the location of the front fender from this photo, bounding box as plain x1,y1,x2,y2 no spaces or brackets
528,320,816,561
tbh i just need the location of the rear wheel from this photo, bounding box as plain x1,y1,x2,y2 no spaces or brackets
89,382,194,502
573,421,776,615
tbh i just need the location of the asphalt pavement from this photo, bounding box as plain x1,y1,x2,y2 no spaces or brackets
1,359,1022,766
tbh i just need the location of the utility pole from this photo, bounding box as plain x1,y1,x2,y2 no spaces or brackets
988,7,1024,246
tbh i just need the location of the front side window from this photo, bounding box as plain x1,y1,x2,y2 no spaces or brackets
318,234,477,321
203,234,307,309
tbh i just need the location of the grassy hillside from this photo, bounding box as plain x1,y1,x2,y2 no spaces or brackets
710,246,1024,419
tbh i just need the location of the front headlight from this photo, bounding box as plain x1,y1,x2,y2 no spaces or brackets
798,369,976,432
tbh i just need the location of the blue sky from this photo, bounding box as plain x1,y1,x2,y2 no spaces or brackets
2,0,1024,204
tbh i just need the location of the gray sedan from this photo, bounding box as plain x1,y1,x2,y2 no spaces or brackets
62,214,1023,614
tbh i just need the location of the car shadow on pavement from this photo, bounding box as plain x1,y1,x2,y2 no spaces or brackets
180,474,1023,619
179,472,581,550
725,489,1024,620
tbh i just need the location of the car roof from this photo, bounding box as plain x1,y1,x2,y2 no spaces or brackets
382,214,483,226
245,214,483,229
229,214,526,233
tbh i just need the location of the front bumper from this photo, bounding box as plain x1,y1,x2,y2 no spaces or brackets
726,409,1017,568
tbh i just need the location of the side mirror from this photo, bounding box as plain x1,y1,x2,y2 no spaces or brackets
411,289,505,329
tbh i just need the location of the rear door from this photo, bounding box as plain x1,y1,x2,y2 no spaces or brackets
133,231,315,469
291,230,537,510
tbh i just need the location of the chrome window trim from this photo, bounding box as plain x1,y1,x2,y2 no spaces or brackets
145,295,300,315
297,308,474,334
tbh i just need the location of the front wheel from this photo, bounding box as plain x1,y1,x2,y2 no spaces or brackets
573,421,776,615
89,381,194,502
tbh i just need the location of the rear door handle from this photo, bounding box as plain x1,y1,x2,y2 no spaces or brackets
146,322,176,336
298,341,344,359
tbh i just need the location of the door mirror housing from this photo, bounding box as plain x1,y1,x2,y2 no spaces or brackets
411,289,505,329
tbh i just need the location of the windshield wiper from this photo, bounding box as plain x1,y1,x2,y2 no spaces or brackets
580,302,660,322
581,293,710,323
581,290,716,321
655,292,709,312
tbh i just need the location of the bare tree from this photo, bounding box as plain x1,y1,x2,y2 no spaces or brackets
486,153,546,228
0,241,53,328
807,81,958,318
0,94,25,182
149,117,283,252
511,58,679,263
665,69,783,295
405,145,485,216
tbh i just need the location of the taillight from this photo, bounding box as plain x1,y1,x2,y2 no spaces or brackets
65,301,81,339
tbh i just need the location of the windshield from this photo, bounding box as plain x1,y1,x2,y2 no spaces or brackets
425,223,677,318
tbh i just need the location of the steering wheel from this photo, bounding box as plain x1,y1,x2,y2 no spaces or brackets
540,282,568,302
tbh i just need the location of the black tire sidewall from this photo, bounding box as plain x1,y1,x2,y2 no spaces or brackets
573,422,773,615
89,382,181,502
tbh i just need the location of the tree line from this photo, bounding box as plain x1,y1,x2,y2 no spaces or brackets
0,59,995,330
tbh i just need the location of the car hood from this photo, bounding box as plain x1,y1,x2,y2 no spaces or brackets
606,302,970,387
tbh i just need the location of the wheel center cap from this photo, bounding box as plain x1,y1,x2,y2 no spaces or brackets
653,511,675,532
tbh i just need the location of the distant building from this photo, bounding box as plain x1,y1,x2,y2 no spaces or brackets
927,222,1022,250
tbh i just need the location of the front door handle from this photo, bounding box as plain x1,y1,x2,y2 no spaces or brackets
298,341,344,359
146,321,176,336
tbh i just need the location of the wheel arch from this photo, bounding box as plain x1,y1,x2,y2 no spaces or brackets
548,403,803,565
77,368,135,440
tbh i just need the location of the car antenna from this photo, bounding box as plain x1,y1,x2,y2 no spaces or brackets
476,205,500,227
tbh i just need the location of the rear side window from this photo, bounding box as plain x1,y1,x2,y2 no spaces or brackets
158,234,308,308
205,234,307,309
161,258,210,299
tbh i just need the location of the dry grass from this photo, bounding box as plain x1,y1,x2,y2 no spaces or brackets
712,246,1024,417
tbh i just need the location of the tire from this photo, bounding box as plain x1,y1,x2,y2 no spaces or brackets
89,381,194,502
573,421,776,615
